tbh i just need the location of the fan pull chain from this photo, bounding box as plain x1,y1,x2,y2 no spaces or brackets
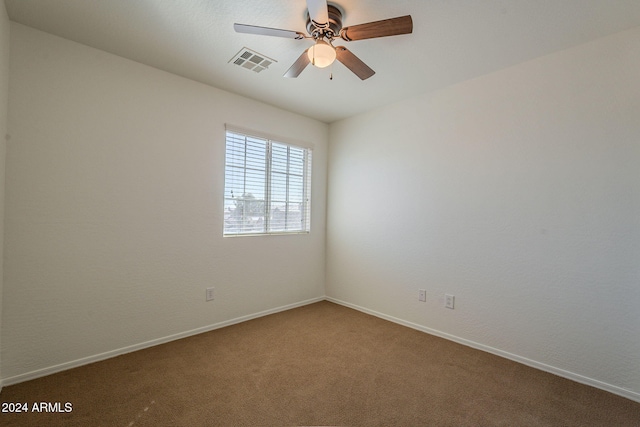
329,62,333,80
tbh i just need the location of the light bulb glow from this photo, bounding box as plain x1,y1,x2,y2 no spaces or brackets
307,40,336,68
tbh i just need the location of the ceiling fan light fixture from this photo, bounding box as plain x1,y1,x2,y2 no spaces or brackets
307,39,336,68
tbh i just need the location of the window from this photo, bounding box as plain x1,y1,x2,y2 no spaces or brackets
223,127,312,236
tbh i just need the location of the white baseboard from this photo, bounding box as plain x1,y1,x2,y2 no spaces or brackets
1,297,324,388
3,295,638,404
325,296,640,403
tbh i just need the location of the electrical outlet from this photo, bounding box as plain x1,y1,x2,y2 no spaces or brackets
206,287,215,301
419,289,426,302
445,294,455,309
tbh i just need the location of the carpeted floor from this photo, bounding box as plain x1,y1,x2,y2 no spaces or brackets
1,301,639,426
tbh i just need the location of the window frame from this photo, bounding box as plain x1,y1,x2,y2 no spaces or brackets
223,126,312,237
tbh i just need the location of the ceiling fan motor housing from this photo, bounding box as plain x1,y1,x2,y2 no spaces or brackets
306,4,343,39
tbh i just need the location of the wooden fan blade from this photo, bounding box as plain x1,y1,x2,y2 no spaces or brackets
335,46,375,80
306,0,329,27
284,49,311,78
234,23,305,40
340,15,413,41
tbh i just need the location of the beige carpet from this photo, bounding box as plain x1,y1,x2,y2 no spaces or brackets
1,301,638,426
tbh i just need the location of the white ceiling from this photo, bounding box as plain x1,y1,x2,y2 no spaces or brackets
5,0,640,123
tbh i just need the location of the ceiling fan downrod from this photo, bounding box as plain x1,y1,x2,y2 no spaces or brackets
306,4,344,41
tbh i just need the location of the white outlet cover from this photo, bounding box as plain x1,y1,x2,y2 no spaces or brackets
445,294,455,309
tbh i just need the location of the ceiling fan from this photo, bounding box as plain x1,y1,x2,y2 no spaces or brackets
234,0,413,80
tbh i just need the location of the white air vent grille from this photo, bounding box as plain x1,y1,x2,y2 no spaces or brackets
229,48,277,73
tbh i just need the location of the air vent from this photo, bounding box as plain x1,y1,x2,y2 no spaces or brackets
229,47,277,73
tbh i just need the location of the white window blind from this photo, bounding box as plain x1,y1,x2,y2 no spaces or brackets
223,129,312,236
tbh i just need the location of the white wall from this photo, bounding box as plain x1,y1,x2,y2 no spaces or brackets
0,2,10,387
327,27,640,400
2,23,328,383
